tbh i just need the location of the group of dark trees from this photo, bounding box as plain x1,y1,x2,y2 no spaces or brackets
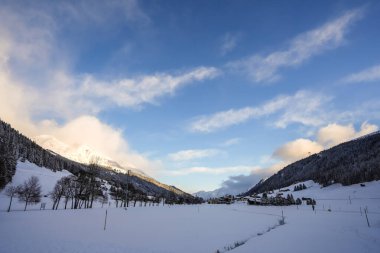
248,193,311,206
293,184,307,191
245,132,380,195
50,173,106,210
0,119,201,204
5,176,42,211
262,194,298,206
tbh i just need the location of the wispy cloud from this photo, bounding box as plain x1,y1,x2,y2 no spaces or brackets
221,138,241,147
228,7,364,83
220,32,240,56
168,149,221,162
81,67,220,108
341,64,380,84
57,0,151,28
189,90,330,133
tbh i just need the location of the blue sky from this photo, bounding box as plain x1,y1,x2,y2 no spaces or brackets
1,0,380,193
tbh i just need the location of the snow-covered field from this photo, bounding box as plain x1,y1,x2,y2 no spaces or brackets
0,162,379,253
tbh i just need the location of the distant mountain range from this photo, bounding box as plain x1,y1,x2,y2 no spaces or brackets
244,131,380,196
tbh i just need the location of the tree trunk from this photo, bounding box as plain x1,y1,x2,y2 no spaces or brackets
64,198,68,209
24,200,28,211
55,197,61,210
7,196,13,212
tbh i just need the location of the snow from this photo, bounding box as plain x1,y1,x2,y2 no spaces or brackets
33,134,147,176
1,162,380,253
0,160,72,210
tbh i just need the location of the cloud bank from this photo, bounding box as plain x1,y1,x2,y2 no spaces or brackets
0,2,219,175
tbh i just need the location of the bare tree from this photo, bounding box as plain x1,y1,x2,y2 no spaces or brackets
100,191,108,208
51,178,66,210
5,185,20,212
18,176,41,211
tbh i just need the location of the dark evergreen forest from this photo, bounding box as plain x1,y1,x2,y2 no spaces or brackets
245,132,380,195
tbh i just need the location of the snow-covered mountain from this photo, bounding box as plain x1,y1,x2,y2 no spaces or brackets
33,134,190,196
195,178,268,199
195,186,246,199
34,135,146,176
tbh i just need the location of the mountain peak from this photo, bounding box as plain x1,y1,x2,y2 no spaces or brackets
33,134,146,177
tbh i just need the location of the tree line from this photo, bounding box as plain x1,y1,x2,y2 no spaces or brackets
5,169,203,212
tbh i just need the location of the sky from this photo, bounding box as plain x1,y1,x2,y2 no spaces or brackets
1,0,380,194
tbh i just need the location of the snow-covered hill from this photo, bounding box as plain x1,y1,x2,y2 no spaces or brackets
0,160,72,210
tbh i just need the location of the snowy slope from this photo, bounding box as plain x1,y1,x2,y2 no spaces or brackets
0,160,72,210
34,135,146,176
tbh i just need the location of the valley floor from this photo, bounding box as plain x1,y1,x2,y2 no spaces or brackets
0,200,379,253
0,161,379,253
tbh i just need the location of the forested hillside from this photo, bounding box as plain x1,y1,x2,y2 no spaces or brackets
0,119,198,203
245,132,380,195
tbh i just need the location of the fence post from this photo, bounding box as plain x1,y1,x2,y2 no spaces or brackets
104,209,108,231
364,207,370,227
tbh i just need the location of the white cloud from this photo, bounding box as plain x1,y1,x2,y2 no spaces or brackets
317,122,378,147
220,32,240,55
190,90,329,133
228,7,364,83
341,64,380,83
273,138,324,162
81,67,220,108
168,149,220,162
221,138,241,147
274,91,331,128
36,115,162,175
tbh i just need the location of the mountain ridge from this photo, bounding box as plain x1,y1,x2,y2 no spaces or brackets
244,131,380,196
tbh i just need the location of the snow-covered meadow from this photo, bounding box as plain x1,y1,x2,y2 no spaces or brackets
0,161,380,253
